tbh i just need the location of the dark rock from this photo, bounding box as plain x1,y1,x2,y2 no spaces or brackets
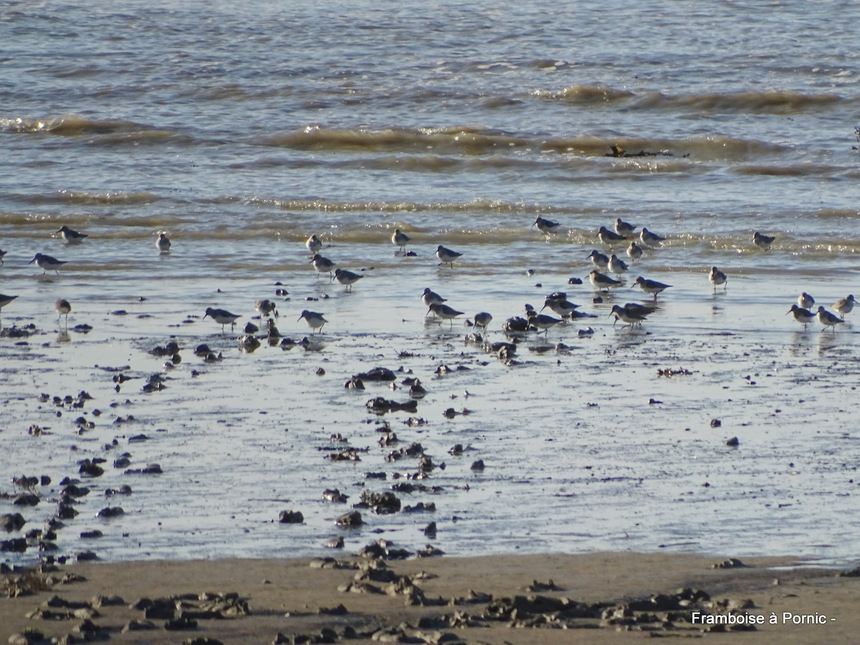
336,511,363,528
353,367,396,382
1,512,26,532
97,507,124,518
278,510,304,524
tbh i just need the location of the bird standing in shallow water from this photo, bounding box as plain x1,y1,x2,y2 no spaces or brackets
610,304,649,327
598,226,625,245
753,231,775,251
55,225,88,243
0,249,6,264
306,234,322,255
639,227,665,247
709,266,728,292
614,218,636,238
626,241,643,262
832,294,855,319
436,245,462,267
203,307,240,333
422,288,446,315
787,304,815,328
391,229,410,254
635,276,672,300
817,306,843,331
55,298,71,327
473,311,493,331
589,270,622,292
298,309,328,335
587,250,610,271
608,254,628,275
310,253,337,281
534,216,561,235
29,253,66,275
156,231,171,253
255,299,278,318
334,268,363,291
798,292,815,309
428,303,463,326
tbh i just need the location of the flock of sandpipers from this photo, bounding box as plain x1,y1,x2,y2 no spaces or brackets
0,219,855,336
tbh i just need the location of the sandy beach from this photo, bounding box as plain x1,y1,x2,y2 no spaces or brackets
3,552,860,644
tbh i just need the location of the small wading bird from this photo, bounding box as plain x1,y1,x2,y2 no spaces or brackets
473,311,493,331
597,225,625,245
587,249,610,271
436,245,462,267
55,225,88,243
55,298,71,326
0,248,6,264
310,253,337,281
626,241,643,262
611,303,650,327
334,268,363,291
391,228,410,254
608,254,628,275
797,292,815,309
298,309,328,335
29,253,66,275
709,266,728,292
306,234,322,255
203,307,240,333
589,270,622,292
534,216,561,235
786,304,816,328
614,218,636,238
156,231,171,253
255,299,278,318
634,276,672,300
527,310,562,335
833,294,855,319
422,287,446,315
817,306,843,331
753,231,775,251
428,302,463,326
639,227,665,247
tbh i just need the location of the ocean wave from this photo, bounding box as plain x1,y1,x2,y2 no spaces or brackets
534,85,844,114
258,125,784,160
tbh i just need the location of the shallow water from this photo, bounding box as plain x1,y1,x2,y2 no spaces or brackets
1,0,859,567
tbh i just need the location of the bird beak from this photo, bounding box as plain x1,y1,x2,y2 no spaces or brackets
28,257,36,264
203,313,209,320
296,315,302,321
785,309,792,316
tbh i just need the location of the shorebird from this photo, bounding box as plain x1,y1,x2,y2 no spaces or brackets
753,231,775,251
422,288,446,315
534,216,561,235
428,302,463,325
0,249,6,264
306,234,322,255
598,225,626,245
298,309,328,335
626,241,643,262
639,227,665,247
786,304,816,328
634,276,672,300
310,253,337,281
29,253,66,275
473,312,493,331
0,294,18,327
817,306,843,331
203,307,240,332
334,268,363,291
55,298,71,326
614,218,636,237
55,225,88,243
254,299,278,318
589,270,622,291
436,245,462,267
391,229,410,253
527,311,563,335
709,266,728,292
608,254,629,275
587,250,610,271
610,304,649,327
541,295,581,319
798,292,815,309
156,231,171,253
833,294,855,318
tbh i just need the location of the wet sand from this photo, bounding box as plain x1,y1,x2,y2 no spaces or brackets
3,552,860,644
